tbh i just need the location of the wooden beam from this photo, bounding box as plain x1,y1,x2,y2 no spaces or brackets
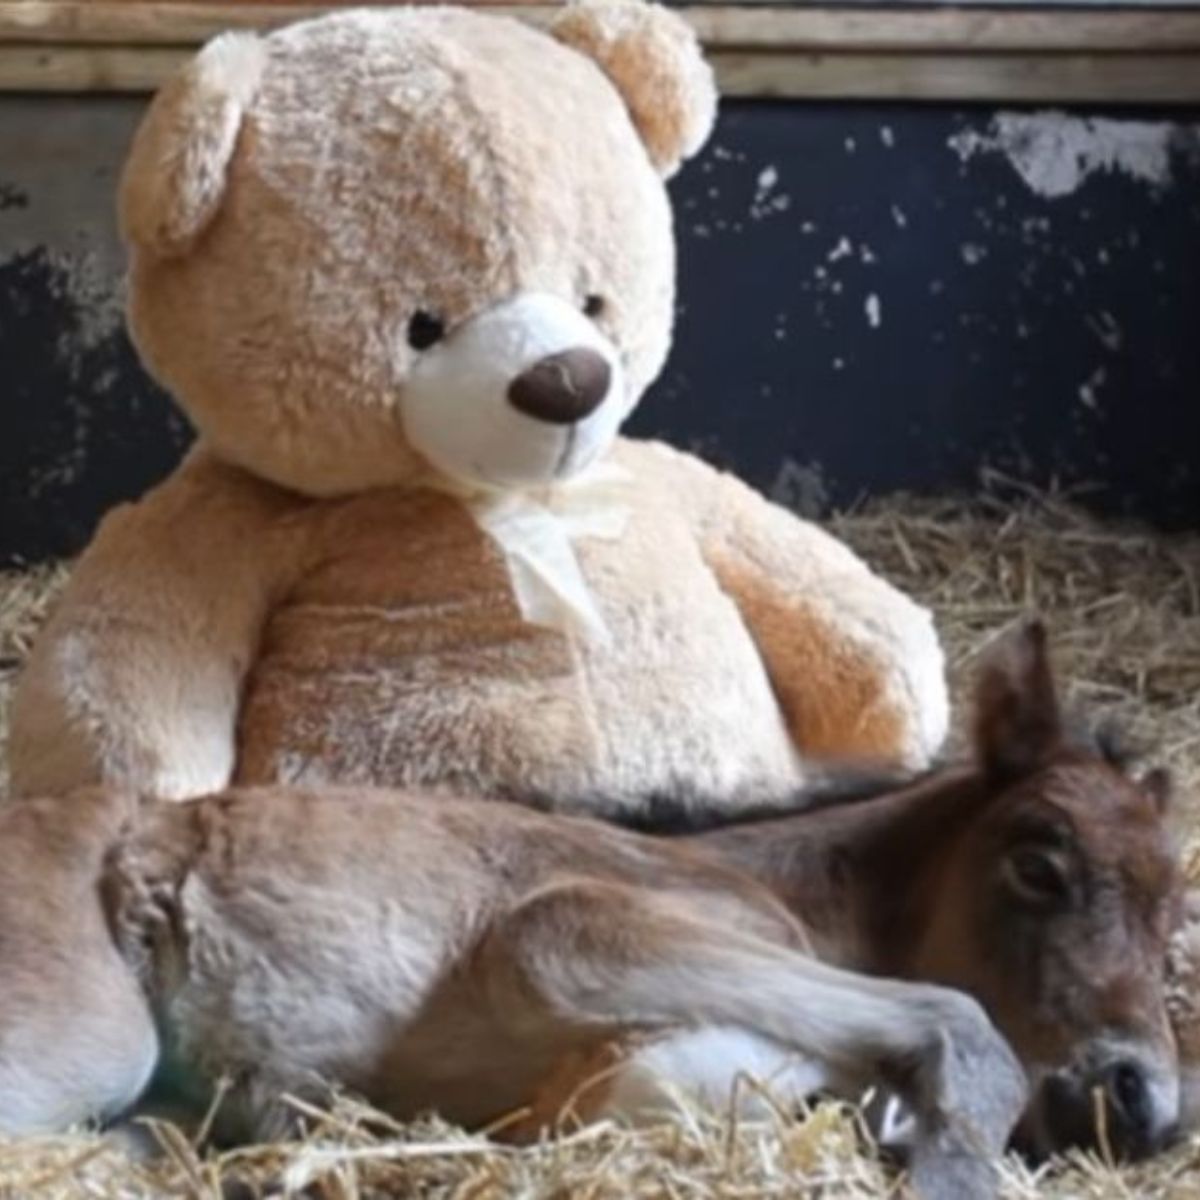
2,5,1200,103
715,51,1200,104
1,4,543,45
0,45,191,91
688,8,1200,52
3,4,1200,52
4,43,1200,104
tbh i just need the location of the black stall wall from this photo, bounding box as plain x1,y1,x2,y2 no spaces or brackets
0,101,191,566
2,97,1199,566
639,102,1200,527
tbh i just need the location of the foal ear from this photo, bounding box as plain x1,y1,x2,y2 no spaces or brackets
972,618,1063,781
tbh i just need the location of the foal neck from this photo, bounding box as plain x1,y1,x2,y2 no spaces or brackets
690,769,989,972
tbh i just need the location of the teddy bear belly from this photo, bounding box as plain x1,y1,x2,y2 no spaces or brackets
233,597,803,812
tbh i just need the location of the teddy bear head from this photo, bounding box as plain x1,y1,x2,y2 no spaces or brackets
117,1,716,497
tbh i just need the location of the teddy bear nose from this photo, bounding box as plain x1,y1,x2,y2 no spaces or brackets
507,349,612,425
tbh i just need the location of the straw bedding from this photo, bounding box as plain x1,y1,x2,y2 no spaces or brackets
1,480,1199,1198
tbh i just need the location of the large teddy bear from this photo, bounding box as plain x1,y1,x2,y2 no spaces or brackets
10,1,948,814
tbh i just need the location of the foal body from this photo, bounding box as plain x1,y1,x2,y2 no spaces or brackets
43,782,1021,1200
0,625,1180,1198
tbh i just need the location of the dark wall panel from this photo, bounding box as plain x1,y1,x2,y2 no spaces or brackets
2,97,1199,566
639,102,1200,526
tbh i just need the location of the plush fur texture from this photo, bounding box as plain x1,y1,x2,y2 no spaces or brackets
119,32,266,259
550,0,717,176
10,2,948,812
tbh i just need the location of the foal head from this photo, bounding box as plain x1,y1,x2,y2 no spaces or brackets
909,621,1182,1161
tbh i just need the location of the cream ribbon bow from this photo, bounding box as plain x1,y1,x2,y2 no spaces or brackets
427,461,633,645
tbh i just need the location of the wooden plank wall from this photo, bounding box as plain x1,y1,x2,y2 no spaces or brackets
1,2,1199,101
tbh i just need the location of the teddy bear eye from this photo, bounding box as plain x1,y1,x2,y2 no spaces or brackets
583,294,606,319
407,311,446,351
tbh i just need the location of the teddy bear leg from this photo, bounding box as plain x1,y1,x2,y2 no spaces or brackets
767,588,949,771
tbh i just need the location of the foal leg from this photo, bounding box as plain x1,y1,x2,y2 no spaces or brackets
514,1025,835,1137
569,1031,925,1165
484,880,1027,1200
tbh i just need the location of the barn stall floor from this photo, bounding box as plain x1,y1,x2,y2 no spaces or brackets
1,484,1200,1198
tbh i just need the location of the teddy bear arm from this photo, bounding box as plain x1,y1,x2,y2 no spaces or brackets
9,455,298,800
687,463,948,767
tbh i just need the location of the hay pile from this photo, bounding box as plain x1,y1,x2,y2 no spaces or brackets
1,482,1199,1198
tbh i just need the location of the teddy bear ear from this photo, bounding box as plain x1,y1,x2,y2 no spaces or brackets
550,0,717,178
118,32,265,259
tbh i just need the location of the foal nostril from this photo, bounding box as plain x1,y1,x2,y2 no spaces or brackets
1039,1058,1172,1163
1109,1061,1151,1127
507,348,612,425
1096,1059,1159,1156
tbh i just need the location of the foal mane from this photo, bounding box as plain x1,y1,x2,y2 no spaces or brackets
609,711,1139,839
1067,716,1139,771
609,765,938,837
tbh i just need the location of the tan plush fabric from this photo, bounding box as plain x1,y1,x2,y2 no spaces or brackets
550,0,716,177
10,3,947,814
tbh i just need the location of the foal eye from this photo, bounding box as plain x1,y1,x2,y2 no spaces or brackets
583,294,606,319
407,310,446,351
1003,846,1071,908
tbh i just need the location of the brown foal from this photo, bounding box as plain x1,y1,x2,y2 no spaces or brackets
0,623,1180,1200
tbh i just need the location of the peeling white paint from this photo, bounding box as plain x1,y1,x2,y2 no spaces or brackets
749,162,790,221
865,294,881,329
1078,365,1107,409
948,111,1190,200
880,126,895,149
710,144,748,166
47,247,123,350
0,111,129,366
1086,311,1123,352
827,237,853,262
2,237,123,360
891,205,908,229
960,243,988,266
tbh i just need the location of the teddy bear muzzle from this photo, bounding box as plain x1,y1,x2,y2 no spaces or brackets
401,292,628,491
508,349,612,426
